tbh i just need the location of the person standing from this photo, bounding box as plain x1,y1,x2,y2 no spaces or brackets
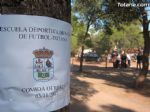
111,50,118,68
121,52,127,68
105,50,108,68
116,53,121,68
126,53,131,67
137,52,142,69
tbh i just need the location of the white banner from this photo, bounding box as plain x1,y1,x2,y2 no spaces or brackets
0,15,71,112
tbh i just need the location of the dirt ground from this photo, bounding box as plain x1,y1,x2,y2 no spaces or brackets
70,60,150,112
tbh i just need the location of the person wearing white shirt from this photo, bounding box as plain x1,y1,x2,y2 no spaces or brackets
126,53,131,67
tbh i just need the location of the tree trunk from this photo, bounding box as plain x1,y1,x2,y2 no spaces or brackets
79,45,84,72
0,0,70,111
79,19,91,72
136,10,150,88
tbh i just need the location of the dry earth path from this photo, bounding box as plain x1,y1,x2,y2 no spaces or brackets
70,61,150,112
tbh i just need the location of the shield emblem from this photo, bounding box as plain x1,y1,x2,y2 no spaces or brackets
33,47,54,81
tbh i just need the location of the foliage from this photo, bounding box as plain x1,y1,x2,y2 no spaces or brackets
71,14,86,54
73,0,104,41
102,0,141,27
71,14,94,54
110,22,144,49
94,22,144,55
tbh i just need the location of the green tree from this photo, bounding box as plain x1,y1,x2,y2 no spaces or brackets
71,14,86,55
109,22,144,49
92,21,143,56
71,14,79,55
93,31,112,55
73,0,104,72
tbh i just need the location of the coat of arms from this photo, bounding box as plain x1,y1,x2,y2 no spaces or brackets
33,47,54,81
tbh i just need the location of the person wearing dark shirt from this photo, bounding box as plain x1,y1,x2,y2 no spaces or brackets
121,52,127,68
111,51,118,68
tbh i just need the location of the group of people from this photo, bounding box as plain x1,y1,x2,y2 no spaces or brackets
111,49,143,69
